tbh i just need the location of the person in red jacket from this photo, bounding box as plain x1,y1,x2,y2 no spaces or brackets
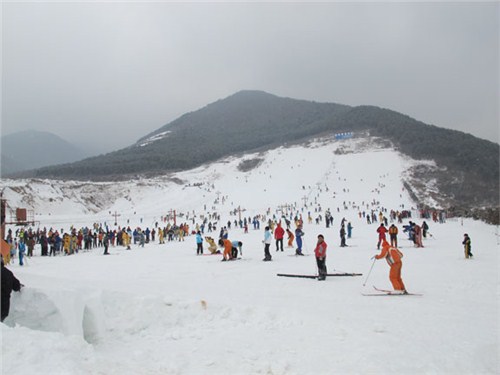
274,222,285,252
376,223,388,249
374,240,406,293
314,234,328,280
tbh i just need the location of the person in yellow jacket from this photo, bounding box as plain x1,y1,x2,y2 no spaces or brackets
374,240,406,293
388,224,398,247
122,230,131,250
205,237,220,254
158,228,164,244
63,233,71,255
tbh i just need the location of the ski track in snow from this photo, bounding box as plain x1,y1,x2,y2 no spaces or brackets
1,137,498,375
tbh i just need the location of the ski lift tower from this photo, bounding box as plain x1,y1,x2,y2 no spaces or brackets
1,193,36,259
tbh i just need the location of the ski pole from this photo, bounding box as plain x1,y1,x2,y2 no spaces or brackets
363,257,377,286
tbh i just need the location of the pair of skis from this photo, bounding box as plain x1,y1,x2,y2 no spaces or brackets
276,274,422,296
362,286,422,296
277,272,362,279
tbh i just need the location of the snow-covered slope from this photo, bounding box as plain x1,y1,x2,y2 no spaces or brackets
1,136,433,223
1,135,498,374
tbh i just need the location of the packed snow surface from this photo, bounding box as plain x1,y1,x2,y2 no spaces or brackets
1,137,498,374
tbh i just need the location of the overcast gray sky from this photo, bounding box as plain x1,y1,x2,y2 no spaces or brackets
2,2,499,153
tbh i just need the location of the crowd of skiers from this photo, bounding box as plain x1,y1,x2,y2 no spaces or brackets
1,202,474,322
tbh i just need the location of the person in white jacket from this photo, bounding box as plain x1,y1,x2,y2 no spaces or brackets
263,226,272,261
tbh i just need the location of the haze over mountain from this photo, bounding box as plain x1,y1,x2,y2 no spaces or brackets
6,91,499,219
1,130,92,176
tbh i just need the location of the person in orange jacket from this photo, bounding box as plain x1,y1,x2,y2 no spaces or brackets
219,238,233,261
286,229,295,247
374,240,406,293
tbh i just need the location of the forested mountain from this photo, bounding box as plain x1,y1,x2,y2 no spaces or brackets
1,130,91,176
8,91,499,218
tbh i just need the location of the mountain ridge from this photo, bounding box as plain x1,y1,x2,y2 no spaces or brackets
5,91,499,217
1,129,92,175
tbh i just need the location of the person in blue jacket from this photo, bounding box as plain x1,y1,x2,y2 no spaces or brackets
18,240,26,266
295,226,305,256
195,231,203,255
231,241,243,258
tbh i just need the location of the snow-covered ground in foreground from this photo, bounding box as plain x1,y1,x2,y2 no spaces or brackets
1,137,499,375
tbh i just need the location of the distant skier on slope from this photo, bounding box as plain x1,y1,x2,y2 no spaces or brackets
376,223,388,250
388,224,398,247
374,240,406,294
314,234,328,281
413,224,424,248
274,222,285,252
295,226,305,256
195,231,203,255
204,237,220,254
340,225,347,247
231,240,243,258
463,233,473,259
286,229,295,248
262,226,272,261
219,238,233,261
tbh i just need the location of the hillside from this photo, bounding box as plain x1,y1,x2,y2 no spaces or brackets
1,134,498,374
1,130,91,175
7,91,499,217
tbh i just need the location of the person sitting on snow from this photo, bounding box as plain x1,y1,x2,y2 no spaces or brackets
204,237,220,254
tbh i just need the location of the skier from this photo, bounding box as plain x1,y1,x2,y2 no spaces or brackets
463,233,473,259
219,238,233,261
374,240,406,294
18,240,26,266
231,240,243,258
195,231,203,255
286,228,295,248
262,226,272,261
122,229,131,250
414,224,424,248
295,226,305,256
347,222,353,239
388,224,398,247
1,258,22,322
103,233,110,255
204,237,220,254
314,234,328,281
422,221,429,238
340,225,347,247
274,222,285,252
376,223,388,249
